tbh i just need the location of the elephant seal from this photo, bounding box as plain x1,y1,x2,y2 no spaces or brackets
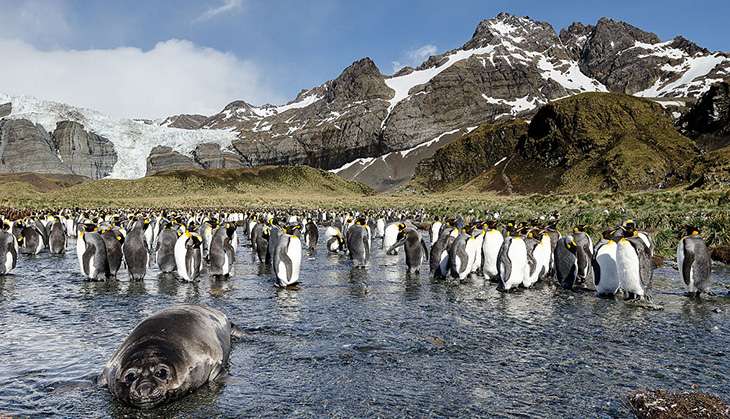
100,304,237,408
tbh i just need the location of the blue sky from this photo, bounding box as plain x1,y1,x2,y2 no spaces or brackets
0,0,727,118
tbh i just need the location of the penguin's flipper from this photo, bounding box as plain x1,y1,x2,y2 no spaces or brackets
82,243,96,277
9,244,17,270
681,239,695,287
420,239,428,258
387,238,407,255
592,258,601,287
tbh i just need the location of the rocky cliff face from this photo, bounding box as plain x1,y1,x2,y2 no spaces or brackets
0,103,10,118
678,80,730,150
0,119,69,175
412,93,700,193
0,118,118,179
146,146,201,175
193,143,244,169
52,121,117,179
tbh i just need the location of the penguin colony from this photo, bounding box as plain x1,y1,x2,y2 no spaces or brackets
0,210,718,301
0,208,722,409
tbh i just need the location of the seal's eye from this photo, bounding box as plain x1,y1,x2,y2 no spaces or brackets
155,368,168,380
124,371,137,385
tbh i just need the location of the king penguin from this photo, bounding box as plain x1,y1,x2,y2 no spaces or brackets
155,220,178,274
616,227,654,302
572,225,595,290
0,221,18,275
555,236,579,289
677,226,712,297
325,226,344,253
383,222,405,255
497,226,529,291
346,219,371,268
48,216,67,255
209,223,236,279
449,228,473,280
593,229,621,297
273,224,303,287
481,220,504,282
174,225,203,282
77,224,110,281
304,220,318,252
388,227,428,274
100,224,125,279
122,218,150,281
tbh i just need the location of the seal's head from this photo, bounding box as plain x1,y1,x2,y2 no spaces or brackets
106,339,184,408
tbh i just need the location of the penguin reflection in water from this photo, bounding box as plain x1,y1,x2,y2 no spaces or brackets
387,227,428,274
677,226,713,298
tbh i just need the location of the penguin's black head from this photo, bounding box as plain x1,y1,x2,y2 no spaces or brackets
565,236,578,252
528,228,543,241
573,225,587,234
684,225,701,237
602,228,615,241
1,221,9,231
486,220,498,230
622,219,636,230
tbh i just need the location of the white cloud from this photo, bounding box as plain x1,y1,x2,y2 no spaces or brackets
391,44,438,74
0,0,72,47
194,0,245,22
0,38,279,119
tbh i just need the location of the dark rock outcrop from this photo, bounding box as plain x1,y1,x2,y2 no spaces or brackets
192,143,244,169
678,80,730,150
412,93,701,193
0,119,70,175
52,121,117,179
160,114,208,130
146,146,201,176
0,103,10,118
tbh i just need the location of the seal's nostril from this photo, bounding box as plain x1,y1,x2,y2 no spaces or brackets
136,381,155,397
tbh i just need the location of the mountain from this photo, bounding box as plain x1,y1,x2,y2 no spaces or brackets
412,93,700,194
678,79,730,151
0,94,236,179
196,13,728,190
1,13,728,190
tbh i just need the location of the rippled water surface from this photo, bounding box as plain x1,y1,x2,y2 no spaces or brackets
1,228,729,418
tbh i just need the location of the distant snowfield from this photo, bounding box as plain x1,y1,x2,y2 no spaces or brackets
637,54,729,97
0,93,237,179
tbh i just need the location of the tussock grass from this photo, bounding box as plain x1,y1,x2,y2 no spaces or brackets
0,167,727,257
